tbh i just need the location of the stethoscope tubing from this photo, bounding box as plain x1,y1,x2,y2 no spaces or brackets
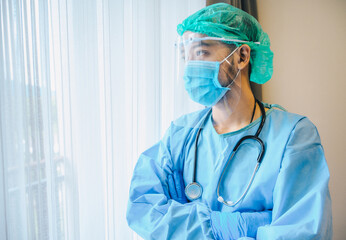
187,99,266,205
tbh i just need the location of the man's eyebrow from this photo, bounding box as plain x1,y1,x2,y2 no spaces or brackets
190,41,212,49
180,41,214,55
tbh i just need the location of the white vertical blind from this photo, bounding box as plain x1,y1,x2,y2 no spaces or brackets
0,0,205,239
1,0,79,239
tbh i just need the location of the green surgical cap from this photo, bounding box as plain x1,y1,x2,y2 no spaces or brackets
177,3,273,84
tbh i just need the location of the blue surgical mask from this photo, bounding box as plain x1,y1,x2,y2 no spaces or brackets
183,47,239,107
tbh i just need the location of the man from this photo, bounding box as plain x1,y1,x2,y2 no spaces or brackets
126,3,332,239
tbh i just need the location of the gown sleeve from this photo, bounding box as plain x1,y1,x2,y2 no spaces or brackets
256,117,333,239
126,123,215,240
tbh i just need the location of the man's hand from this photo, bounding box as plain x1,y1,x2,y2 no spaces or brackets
167,170,189,204
211,210,272,240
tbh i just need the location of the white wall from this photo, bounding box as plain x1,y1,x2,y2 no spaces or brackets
257,1,346,239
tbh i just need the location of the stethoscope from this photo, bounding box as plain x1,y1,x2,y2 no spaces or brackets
184,99,266,207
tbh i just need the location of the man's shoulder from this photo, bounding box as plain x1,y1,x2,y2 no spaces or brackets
267,104,318,134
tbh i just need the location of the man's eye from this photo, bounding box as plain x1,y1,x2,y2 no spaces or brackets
196,50,208,56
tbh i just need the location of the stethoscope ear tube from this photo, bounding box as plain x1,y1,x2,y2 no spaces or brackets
255,99,266,137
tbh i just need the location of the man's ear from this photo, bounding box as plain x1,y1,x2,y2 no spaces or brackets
238,44,251,70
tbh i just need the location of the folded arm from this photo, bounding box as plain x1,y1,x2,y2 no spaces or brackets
127,138,214,240
168,170,272,240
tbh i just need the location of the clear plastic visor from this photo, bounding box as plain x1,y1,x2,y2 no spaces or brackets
174,35,243,119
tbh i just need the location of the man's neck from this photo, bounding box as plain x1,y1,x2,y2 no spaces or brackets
211,80,260,134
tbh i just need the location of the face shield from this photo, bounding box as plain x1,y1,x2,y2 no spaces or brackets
175,33,246,117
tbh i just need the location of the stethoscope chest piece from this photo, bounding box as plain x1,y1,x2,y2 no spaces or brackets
185,182,202,201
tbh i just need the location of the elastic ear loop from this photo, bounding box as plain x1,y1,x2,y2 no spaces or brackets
219,46,241,88
225,69,240,88
220,46,240,65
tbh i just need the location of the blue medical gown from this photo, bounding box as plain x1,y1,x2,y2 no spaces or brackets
126,104,332,239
